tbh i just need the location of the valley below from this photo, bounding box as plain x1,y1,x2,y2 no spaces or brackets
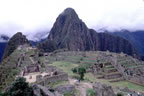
0,45,144,96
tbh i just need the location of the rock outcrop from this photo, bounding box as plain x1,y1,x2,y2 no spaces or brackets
93,82,116,96
2,32,30,59
55,84,75,94
38,8,138,57
32,84,63,96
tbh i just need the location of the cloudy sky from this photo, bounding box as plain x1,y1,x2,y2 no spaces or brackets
0,0,144,40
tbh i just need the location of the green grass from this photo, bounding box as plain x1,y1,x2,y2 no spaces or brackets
84,73,144,92
49,61,78,77
86,88,96,96
111,81,144,92
47,54,144,93
45,81,69,89
63,90,78,96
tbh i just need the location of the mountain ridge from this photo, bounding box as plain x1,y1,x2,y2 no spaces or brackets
38,8,138,57
110,30,144,56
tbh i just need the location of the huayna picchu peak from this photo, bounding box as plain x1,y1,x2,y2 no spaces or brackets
38,8,138,57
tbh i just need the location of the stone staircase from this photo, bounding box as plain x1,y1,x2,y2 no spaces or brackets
97,63,124,82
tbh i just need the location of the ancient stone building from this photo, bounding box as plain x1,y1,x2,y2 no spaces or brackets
23,64,42,76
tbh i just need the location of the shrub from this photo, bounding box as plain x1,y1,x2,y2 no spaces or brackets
117,92,123,96
72,68,77,73
72,67,86,80
6,77,33,96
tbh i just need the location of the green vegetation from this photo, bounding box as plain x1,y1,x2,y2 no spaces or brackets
1,48,144,94
1,77,33,96
46,81,69,89
63,91,76,96
49,61,78,77
72,67,86,80
86,88,96,96
46,51,144,92
117,92,124,96
84,73,144,92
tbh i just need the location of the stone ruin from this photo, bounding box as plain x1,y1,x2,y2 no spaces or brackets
123,67,144,85
91,63,104,74
21,64,68,85
22,64,42,76
36,66,68,86
111,54,144,85
93,82,116,96
32,84,62,96
16,53,26,67
90,62,124,82
89,51,144,85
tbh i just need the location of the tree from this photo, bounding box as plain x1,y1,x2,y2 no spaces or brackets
6,77,33,96
78,67,86,80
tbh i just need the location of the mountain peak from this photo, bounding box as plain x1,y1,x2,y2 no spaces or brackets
15,32,23,35
59,8,79,20
2,32,30,59
39,8,138,58
62,8,76,15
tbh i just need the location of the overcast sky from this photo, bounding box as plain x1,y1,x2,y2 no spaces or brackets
0,0,144,39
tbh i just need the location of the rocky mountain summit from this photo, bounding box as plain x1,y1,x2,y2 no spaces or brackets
38,8,138,57
2,32,30,59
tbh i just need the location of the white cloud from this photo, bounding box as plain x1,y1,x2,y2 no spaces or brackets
0,0,144,37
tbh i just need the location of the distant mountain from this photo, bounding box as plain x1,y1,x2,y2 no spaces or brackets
0,35,9,63
38,8,138,57
30,36,47,47
110,30,144,56
0,35,9,42
2,32,30,59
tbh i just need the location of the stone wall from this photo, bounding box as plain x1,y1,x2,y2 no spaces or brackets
129,75,144,85
111,55,144,85
23,64,42,76
36,73,68,86
104,73,122,79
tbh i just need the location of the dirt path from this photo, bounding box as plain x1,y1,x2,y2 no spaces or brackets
29,57,35,64
68,78,93,96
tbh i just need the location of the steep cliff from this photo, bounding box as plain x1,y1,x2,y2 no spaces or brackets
38,8,137,57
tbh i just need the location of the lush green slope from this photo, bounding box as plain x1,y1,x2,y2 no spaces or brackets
111,31,144,56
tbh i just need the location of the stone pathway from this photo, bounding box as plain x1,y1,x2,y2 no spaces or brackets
68,78,93,96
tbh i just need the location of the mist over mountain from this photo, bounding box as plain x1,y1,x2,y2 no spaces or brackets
0,35,9,62
0,34,9,42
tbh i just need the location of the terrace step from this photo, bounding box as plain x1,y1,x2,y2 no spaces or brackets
104,68,118,73
127,65,144,68
95,74,104,79
109,77,125,82
103,72,122,79
104,65,115,69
